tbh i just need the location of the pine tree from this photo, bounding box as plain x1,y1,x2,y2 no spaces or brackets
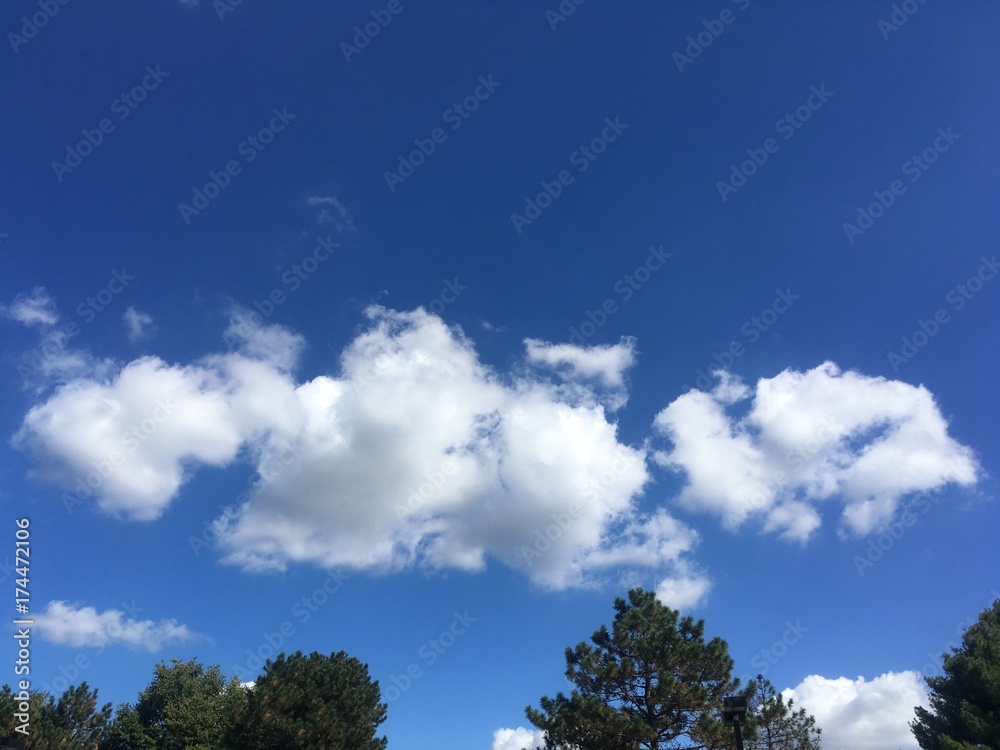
243,650,387,750
525,588,741,750
745,677,820,750
911,599,1000,750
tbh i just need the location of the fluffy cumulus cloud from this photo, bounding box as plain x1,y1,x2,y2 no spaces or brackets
13,312,305,520
492,727,545,750
1,287,59,326
10,307,979,596
12,306,700,594
785,671,928,750
34,601,199,652
653,363,979,540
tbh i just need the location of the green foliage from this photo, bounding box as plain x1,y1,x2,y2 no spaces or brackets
525,588,741,750
99,704,155,750
0,682,111,750
911,599,1000,750
101,658,244,750
243,650,387,750
744,676,821,750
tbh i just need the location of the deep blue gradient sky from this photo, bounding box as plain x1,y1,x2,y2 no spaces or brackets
2,3,998,749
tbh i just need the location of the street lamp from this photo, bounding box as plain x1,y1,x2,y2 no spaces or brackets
722,695,748,750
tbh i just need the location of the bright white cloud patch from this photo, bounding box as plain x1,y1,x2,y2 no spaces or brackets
784,671,928,750
35,601,199,652
654,564,712,610
13,306,699,594
123,306,155,342
2,287,59,326
653,363,978,539
524,337,636,389
492,727,545,750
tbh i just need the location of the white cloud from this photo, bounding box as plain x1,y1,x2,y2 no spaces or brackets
123,306,155,343
2,287,59,327
784,671,928,750
492,727,546,750
524,337,635,391
654,564,712,610
13,313,305,520
34,601,199,652
653,363,978,539
13,306,699,594
306,195,354,231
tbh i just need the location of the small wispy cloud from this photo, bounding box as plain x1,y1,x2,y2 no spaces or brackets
306,195,355,232
123,306,155,343
1,287,59,327
35,600,201,652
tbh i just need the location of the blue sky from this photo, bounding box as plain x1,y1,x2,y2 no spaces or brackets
1,2,998,749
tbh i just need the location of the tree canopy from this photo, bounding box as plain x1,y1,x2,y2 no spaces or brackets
744,676,821,750
525,587,747,750
911,599,1000,750
0,681,111,750
243,650,387,750
0,651,384,750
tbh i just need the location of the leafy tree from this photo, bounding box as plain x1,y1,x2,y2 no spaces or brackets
99,704,155,750
525,588,741,750
104,658,244,750
242,650,387,750
911,599,1000,750
744,677,820,750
